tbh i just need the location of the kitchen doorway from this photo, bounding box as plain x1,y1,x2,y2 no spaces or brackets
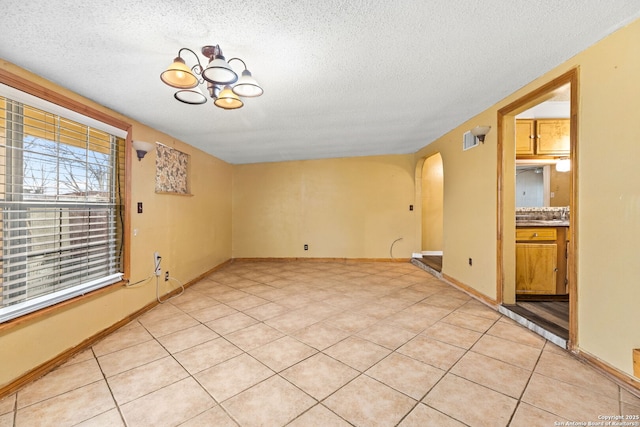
497,69,578,349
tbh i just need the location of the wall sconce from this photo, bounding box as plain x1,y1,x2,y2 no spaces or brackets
470,126,491,143
132,141,155,161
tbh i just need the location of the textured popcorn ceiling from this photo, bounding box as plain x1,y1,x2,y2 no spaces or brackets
1,1,639,164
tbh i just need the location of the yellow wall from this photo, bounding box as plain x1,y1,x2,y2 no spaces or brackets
232,155,417,259
421,153,444,252
415,19,640,376
571,19,640,375
0,60,233,388
415,108,499,299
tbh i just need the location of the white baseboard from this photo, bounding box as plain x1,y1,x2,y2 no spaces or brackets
421,251,443,256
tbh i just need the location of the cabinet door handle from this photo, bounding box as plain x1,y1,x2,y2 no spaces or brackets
532,233,538,237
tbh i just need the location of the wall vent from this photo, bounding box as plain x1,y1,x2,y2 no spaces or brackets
463,131,479,151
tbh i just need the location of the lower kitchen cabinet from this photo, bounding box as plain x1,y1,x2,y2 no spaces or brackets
515,226,568,295
515,243,557,294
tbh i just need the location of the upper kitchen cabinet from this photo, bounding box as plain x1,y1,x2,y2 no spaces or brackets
536,119,570,155
516,118,570,156
516,119,535,155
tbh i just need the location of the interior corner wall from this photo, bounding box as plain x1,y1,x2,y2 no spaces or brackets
128,129,233,284
0,60,233,389
232,154,418,259
414,18,640,377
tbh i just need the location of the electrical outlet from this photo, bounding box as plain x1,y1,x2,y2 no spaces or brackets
304,244,308,251
409,205,413,211
468,257,473,266
154,252,162,276
137,202,143,213
165,271,169,282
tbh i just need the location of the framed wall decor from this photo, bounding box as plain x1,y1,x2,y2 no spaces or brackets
155,143,191,195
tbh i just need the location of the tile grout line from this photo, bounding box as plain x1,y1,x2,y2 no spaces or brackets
113,312,223,425
12,361,111,420
165,289,365,426
158,305,257,426
91,346,129,427
505,338,549,426
399,313,503,426
294,291,489,425
222,271,418,425
217,268,494,425
11,392,16,427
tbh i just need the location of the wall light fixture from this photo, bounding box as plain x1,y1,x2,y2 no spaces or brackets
132,140,155,161
470,125,491,143
160,45,263,110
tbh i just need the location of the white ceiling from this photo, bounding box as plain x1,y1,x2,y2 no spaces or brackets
1,1,639,164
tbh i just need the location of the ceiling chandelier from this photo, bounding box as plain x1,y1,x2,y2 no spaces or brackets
160,45,263,110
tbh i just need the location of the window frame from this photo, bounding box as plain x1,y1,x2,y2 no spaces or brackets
0,68,131,327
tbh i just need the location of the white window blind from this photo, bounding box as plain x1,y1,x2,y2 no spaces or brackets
0,92,124,323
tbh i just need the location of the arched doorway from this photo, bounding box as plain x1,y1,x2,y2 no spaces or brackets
420,153,444,272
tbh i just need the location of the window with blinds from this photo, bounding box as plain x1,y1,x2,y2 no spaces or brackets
0,93,124,323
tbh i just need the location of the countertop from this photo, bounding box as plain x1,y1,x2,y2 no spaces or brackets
516,220,569,227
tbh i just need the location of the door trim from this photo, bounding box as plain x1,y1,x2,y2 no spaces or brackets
496,68,579,349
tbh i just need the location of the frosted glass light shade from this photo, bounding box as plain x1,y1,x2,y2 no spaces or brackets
470,125,491,143
232,70,264,97
160,57,198,89
202,56,238,85
132,140,155,161
471,125,491,137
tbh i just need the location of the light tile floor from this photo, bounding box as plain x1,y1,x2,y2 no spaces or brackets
1,260,639,426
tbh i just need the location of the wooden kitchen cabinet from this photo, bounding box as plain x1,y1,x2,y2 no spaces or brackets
515,118,570,156
516,243,557,294
515,228,557,241
516,226,568,295
515,119,535,155
536,119,570,155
